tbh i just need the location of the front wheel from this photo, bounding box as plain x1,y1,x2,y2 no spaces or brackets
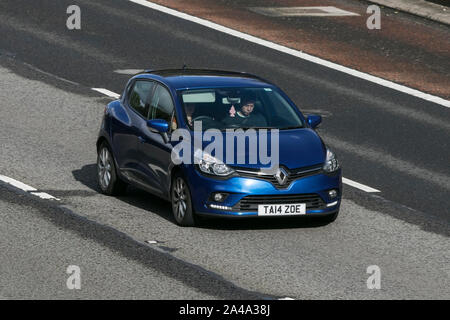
171,174,196,227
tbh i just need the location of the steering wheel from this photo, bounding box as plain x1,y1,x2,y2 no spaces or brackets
226,123,242,128
192,115,214,122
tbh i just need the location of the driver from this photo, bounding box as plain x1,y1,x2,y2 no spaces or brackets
223,95,267,127
185,104,218,128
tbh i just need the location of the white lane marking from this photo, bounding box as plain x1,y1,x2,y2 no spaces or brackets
92,88,121,99
343,177,380,193
249,6,360,17
114,69,145,75
128,0,450,108
30,192,61,201
0,174,37,192
279,297,295,300
0,174,61,200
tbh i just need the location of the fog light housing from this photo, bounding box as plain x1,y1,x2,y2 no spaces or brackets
328,189,338,199
210,192,229,202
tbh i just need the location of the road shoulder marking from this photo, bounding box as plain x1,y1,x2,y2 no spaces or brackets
128,0,449,108
0,174,60,201
114,69,144,75
30,192,60,200
0,174,37,192
249,6,360,17
92,88,120,99
343,177,380,193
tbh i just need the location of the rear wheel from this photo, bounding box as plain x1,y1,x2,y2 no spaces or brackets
171,174,196,227
97,143,127,195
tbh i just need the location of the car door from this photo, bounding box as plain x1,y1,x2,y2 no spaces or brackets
112,79,155,185
137,83,175,196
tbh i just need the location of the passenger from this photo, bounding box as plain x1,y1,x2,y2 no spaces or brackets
185,103,195,126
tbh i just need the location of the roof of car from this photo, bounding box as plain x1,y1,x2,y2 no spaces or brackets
134,69,274,90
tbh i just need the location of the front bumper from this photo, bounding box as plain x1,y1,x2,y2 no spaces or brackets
184,167,342,217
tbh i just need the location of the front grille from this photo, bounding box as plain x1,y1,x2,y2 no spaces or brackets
233,193,326,212
234,165,323,189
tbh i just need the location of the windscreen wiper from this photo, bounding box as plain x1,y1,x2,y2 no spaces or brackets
279,126,304,130
232,127,276,130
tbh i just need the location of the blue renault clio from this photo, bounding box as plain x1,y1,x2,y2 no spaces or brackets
96,69,342,226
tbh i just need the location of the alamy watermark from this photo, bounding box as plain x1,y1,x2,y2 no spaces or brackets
170,121,280,173
65,4,380,31
66,5,81,30
366,5,381,30
367,265,381,289
66,265,81,290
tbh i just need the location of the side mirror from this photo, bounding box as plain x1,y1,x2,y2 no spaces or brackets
307,115,322,129
147,119,169,143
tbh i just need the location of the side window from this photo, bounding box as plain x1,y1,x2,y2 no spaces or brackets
149,84,174,123
128,80,154,118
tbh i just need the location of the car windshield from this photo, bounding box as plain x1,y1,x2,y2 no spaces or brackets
178,87,304,130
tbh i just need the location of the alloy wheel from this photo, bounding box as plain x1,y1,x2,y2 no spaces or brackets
98,147,112,190
172,177,187,221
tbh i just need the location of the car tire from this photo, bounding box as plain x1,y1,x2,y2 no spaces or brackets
97,142,127,196
171,173,196,227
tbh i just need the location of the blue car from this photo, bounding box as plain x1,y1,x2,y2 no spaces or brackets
96,69,342,226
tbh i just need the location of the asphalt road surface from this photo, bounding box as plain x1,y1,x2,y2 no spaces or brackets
0,0,449,299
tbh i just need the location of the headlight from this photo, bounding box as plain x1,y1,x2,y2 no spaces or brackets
195,150,234,176
323,148,339,173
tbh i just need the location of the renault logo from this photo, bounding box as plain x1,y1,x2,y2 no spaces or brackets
275,167,289,185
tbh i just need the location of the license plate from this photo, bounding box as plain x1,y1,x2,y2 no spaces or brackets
258,203,306,216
